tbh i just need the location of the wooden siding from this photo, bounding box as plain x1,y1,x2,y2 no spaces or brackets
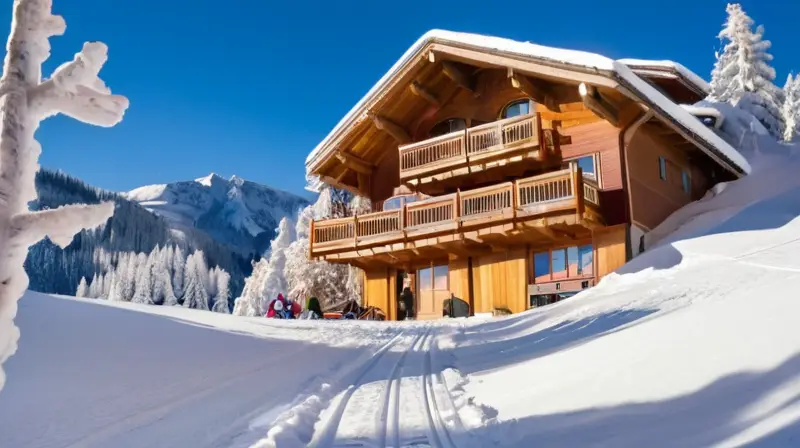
593,224,628,279
560,120,622,191
448,257,472,312
626,125,708,229
364,268,390,315
472,248,527,314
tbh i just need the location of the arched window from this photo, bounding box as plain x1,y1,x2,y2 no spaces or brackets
501,99,534,119
429,118,467,138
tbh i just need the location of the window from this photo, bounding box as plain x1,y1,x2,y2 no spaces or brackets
429,118,466,138
417,267,432,292
682,171,691,194
501,99,532,119
567,246,579,277
433,265,449,290
567,155,596,178
533,244,593,283
551,249,567,280
658,156,667,180
578,244,593,275
382,197,403,211
533,251,550,283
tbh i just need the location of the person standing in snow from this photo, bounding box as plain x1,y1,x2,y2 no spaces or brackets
400,287,415,320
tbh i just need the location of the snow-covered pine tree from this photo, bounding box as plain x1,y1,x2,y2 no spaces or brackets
103,269,114,299
88,272,99,298
76,277,89,298
212,269,231,313
284,187,359,310
172,246,185,299
132,249,156,304
120,252,136,301
232,257,269,316
182,251,210,310
96,273,106,299
232,217,294,316
0,0,128,390
709,3,784,139
782,74,800,142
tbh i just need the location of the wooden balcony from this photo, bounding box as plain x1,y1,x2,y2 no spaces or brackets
310,166,602,261
398,113,545,183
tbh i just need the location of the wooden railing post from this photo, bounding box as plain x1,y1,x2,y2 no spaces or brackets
455,188,462,229
352,215,358,248
309,219,315,259
571,163,585,220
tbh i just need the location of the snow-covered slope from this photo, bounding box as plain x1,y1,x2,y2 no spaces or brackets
126,174,310,256
5,107,800,447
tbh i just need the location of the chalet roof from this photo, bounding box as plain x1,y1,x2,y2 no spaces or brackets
618,59,711,96
306,30,751,183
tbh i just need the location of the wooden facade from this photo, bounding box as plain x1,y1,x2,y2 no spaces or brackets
306,33,744,320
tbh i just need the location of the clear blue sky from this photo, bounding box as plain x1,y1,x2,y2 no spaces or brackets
3,0,797,196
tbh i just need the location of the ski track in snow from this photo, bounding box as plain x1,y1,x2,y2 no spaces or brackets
303,326,470,448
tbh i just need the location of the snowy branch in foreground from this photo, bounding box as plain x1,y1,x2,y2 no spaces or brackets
28,42,129,127
10,202,115,247
0,0,128,392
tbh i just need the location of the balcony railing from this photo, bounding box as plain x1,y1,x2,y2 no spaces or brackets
311,166,600,255
398,113,542,181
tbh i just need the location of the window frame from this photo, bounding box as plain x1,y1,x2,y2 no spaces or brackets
428,117,467,138
531,243,595,283
500,98,535,119
658,156,667,181
681,170,692,195
564,153,601,185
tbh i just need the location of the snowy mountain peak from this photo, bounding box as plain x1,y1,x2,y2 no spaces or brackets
195,172,225,187
125,175,310,256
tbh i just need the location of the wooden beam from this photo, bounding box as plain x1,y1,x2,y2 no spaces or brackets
441,60,475,94
427,50,436,63
335,168,349,183
508,68,559,112
579,83,620,127
335,150,374,175
409,81,440,107
357,172,370,194
367,112,411,143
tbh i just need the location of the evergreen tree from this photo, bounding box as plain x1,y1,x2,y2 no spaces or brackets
182,251,209,310
232,218,294,316
88,272,99,298
132,250,155,304
782,74,800,142
172,246,185,299
709,3,784,138
212,269,231,313
76,277,89,298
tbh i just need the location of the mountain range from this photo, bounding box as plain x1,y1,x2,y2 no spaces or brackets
125,173,310,257
25,169,309,298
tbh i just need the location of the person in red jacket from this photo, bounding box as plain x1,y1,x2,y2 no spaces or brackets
266,293,287,318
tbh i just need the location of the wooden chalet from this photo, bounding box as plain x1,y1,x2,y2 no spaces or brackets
305,30,750,320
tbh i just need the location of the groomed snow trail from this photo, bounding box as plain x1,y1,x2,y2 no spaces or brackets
300,326,470,448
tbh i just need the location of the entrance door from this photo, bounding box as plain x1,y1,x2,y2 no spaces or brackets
416,264,449,320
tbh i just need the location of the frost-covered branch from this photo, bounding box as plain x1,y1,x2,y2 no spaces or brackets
28,42,128,126
10,202,115,247
0,0,128,392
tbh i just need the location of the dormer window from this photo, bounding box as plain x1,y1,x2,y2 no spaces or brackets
501,99,534,118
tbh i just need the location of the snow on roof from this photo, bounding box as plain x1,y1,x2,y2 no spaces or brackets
618,58,711,94
679,104,723,118
306,29,750,179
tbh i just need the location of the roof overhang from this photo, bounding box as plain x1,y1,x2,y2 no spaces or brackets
306,30,750,187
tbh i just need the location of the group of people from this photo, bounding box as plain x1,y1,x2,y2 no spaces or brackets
265,293,324,320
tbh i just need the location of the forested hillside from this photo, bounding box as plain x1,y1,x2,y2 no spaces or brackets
24,170,253,299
